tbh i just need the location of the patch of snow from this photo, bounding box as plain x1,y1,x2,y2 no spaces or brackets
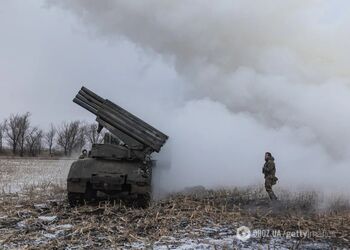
43,233,57,239
34,203,49,209
126,226,334,250
55,224,73,230
38,216,57,222
16,220,27,228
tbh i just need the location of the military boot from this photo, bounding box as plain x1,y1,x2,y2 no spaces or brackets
268,191,278,201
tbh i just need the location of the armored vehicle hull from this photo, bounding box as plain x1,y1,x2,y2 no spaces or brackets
67,87,168,207
67,158,152,207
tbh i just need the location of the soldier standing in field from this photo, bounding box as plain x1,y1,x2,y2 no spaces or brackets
262,152,278,200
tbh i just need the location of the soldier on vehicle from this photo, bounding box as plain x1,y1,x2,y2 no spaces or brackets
262,152,278,200
79,149,88,159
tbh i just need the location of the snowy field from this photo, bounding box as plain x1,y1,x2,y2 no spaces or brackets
0,158,73,193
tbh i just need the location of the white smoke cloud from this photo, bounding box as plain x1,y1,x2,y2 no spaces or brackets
49,0,350,195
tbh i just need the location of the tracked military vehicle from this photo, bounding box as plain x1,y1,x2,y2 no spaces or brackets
67,87,168,206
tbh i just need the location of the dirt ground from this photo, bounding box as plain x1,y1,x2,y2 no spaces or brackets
0,159,349,249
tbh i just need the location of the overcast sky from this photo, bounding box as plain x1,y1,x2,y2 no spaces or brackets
0,0,182,129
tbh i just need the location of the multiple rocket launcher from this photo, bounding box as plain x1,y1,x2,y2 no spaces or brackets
73,87,168,157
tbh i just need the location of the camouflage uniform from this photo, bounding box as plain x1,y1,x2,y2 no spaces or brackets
262,155,278,200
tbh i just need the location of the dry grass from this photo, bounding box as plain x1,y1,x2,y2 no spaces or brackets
0,184,349,249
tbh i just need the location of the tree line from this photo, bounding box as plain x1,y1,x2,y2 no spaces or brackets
0,112,104,157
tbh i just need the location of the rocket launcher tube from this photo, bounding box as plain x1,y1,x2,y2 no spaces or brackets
73,86,168,153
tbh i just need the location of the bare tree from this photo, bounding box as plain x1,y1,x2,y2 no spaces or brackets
26,127,43,156
57,121,86,156
18,113,31,157
0,121,5,152
85,123,104,144
5,113,31,156
45,124,56,156
5,115,20,155
76,125,87,152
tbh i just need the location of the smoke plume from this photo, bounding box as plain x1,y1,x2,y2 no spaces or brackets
49,1,350,195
